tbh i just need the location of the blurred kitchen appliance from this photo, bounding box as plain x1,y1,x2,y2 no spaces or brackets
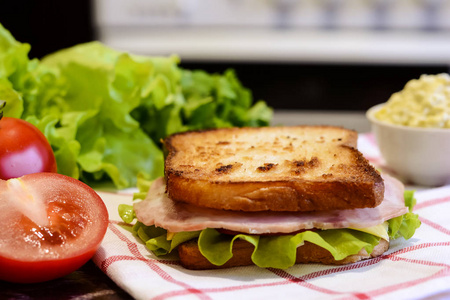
93,0,450,64
92,0,450,111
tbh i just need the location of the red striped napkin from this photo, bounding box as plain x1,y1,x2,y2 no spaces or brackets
93,133,450,300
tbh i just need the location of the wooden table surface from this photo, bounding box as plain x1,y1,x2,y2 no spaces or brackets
0,260,132,299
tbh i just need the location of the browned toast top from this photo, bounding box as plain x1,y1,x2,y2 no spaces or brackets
164,126,384,212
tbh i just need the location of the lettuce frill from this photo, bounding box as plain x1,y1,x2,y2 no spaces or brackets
118,187,421,269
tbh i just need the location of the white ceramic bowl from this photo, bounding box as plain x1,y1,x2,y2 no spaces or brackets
366,104,450,186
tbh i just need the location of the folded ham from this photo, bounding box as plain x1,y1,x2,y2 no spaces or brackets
134,174,407,234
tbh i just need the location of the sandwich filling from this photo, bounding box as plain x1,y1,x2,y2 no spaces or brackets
120,173,421,269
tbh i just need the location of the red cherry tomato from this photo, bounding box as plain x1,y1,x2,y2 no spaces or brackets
0,117,57,180
0,173,109,283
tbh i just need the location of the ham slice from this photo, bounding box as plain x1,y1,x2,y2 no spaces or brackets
134,174,407,234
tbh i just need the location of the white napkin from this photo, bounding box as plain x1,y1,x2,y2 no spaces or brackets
93,133,450,300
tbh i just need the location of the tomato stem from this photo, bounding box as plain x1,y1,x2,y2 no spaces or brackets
0,100,5,121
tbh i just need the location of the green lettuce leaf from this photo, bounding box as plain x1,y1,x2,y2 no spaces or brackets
0,78,23,118
388,191,421,240
119,188,421,269
199,228,379,269
118,204,136,224
121,222,380,269
404,189,417,212
132,222,200,256
0,23,40,119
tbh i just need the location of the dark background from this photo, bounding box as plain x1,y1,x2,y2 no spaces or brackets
1,0,448,111
180,62,447,111
0,0,93,59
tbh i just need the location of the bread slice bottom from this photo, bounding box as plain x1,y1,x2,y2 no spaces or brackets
178,238,389,270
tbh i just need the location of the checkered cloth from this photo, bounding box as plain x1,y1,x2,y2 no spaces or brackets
93,133,450,300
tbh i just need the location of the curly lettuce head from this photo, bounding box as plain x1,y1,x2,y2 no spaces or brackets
0,23,272,188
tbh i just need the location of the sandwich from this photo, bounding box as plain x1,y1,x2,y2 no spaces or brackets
120,126,420,269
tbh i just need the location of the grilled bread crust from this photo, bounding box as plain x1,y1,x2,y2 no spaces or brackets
177,238,389,270
164,126,384,212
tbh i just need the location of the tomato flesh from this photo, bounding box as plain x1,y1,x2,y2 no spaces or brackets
0,173,108,283
0,117,57,180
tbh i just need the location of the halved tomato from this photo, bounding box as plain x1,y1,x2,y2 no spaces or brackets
0,173,109,283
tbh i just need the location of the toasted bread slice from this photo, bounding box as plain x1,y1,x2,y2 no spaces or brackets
177,238,389,270
164,126,384,212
